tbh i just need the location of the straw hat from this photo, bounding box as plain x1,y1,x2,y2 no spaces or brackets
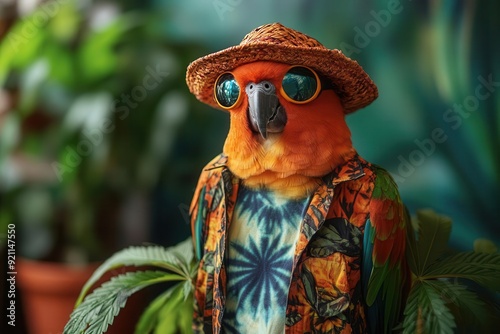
186,23,378,114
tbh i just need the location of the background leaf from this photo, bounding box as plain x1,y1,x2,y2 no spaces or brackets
65,270,175,334
404,281,456,334
424,251,500,291
154,285,186,334
403,212,500,333
134,280,193,334
473,239,498,254
402,282,422,334
414,209,452,275
405,208,420,277
426,280,493,331
76,238,193,306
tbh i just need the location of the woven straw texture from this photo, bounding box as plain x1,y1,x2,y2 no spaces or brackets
186,23,378,113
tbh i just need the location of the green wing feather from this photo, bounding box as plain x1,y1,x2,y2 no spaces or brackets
362,166,410,333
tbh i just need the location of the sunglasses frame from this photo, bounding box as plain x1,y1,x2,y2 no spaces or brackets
213,65,322,110
214,72,243,110
280,65,322,105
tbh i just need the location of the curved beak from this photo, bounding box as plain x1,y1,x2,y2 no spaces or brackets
246,81,287,139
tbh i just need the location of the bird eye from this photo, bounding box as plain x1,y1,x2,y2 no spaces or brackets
214,73,241,109
281,66,321,104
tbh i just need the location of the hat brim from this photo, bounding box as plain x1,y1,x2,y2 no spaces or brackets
186,43,378,114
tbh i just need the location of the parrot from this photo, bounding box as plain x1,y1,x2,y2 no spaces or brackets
186,23,410,334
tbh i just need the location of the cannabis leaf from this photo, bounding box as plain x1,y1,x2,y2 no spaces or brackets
135,281,194,334
65,271,174,334
64,238,197,334
402,210,500,334
75,238,195,306
406,209,452,276
403,281,456,334
425,251,500,291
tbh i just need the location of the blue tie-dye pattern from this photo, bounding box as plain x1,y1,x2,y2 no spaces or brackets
227,237,290,318
235,186,304,234
223,186,311,334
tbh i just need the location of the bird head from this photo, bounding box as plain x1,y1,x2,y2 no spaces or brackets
186,23,378,198
218,61,355,197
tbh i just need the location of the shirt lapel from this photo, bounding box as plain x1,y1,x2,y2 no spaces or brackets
292,155,366,268
208,155,239,334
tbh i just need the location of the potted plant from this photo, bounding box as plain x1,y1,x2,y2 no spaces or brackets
64,210,499,334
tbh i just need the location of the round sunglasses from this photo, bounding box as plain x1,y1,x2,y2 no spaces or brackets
214,66,322,110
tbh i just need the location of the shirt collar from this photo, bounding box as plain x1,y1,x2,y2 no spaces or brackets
205,153,366,186
322,154,366,187
204,154,229,171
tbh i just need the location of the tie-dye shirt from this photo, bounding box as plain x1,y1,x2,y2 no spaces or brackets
222,186,311,333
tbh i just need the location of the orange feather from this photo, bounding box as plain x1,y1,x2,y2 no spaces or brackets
222,61,355,198
371,198,406,266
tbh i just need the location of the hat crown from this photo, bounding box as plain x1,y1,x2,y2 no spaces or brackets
240,23,325,49
186,23,378,113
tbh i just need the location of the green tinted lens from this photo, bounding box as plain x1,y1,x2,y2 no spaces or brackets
215,73,240,108
281,67,318,102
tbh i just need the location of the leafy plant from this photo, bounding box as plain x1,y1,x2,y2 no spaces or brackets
64,210,499,334
64,238,197,334
0,1,207,263
0,1,148,262
402,209,500,334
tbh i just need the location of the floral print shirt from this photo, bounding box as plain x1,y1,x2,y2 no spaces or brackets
190,153,376,334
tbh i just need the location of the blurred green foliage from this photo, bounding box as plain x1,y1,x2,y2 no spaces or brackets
0,0,498,265
0,0,224,262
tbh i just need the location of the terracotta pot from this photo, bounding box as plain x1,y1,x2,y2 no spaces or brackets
17,259,146,334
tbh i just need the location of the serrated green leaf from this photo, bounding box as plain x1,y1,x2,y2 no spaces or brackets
182,279,194,302
403,281,457,334
402,282,421,334
414,209,452,275
426,280,490,328
65,270,176,334
149,283,194,334
381,266,402,333
155,285,185,334
424,252,500,291
177,293,194,334
404,210,500,333
134,283,183,334
76,238,194,306
171,238,196,278
406,210,420,275
174,237,195,266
